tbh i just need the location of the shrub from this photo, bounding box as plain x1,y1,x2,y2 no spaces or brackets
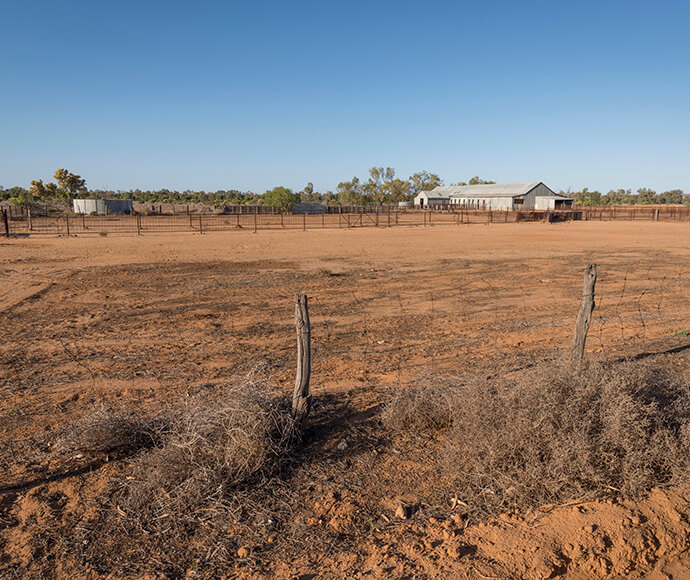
385,359,690,519
73,381,296,573
381,374,457,434
56,405,158,457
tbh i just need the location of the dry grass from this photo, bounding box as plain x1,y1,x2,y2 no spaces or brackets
384,358,690,518
68,380,297,575
55,405,159,457
381,373,457,435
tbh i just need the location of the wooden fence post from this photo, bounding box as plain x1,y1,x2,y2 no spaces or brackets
199,215,203,234
292,293,311,425
28,208,33,231
570,264,597,365
65,215,70,236
137,214,142,235
2,210,8,238
254,212,257,233
303,212,306,231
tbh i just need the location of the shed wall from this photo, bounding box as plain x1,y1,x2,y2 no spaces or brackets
72,199,133,214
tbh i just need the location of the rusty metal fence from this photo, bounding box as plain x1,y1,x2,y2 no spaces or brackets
2,206,689,237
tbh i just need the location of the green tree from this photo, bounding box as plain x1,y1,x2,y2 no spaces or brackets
387,178,412,203
366,167,396,204
10,189,34,206
263,186,299,212
29,180,47,200
337,177,363,205
54,168,87,201
409,170,442,196
659,189,684,204
468,176,496,185
636,187,656,205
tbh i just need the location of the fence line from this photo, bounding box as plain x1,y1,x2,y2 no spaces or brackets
1,261,688,471
4,205,690,237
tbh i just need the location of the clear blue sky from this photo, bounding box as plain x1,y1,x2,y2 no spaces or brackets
2,1,689,193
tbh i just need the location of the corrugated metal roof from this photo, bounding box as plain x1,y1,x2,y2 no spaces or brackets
444,182,542,198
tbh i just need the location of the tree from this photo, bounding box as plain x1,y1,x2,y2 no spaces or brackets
387,178,412,203
263,186,299,212
29,180,47,200
10,189,33,207
54,168,86,201
468,176,496,185
337,177,363,206
301,182,318,202
366,167,396,204
409,171,442,196
636,188,656,205
659,189,684,204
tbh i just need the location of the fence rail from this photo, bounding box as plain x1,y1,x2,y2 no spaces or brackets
3,206,689,237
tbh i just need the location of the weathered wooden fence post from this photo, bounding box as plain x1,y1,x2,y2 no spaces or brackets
28,208,33,231
65,215,70,236
136,214,142,235
2,209,9,237
570,263,597,365
292,293,311,426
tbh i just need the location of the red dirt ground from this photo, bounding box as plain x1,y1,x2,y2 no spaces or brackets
1,221,689,578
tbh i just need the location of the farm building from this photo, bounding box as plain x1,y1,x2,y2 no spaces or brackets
72,199,133,214
414,182,573,210
291,202,327,214
413,186,455,208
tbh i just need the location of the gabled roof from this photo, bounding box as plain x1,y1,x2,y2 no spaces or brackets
448,182,543,198
421,182,570,200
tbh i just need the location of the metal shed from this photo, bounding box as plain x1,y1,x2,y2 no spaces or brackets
291,202,327,214
413,187,455,208
418,182,572,210
72,199,133,215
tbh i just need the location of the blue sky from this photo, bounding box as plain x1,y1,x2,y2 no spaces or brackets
2,1,689,193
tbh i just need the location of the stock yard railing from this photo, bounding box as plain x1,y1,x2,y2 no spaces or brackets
2,206,689,237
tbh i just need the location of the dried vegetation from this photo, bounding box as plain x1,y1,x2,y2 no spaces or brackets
61,380,297,575
384,358,690,519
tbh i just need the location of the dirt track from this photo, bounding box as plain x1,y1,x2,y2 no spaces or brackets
1,221,690,578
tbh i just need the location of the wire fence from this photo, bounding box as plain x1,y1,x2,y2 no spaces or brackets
1,258,689,481
3,205,690,236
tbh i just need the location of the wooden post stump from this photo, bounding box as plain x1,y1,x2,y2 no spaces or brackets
292,293,311,426
570,263,597,365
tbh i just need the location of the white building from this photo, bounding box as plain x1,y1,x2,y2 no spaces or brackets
413,186,456,208
415,182,573,210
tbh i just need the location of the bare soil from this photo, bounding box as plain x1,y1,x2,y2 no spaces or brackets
1,221,689,578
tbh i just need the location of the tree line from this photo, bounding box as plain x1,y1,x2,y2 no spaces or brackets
562,187,689,206
2,168,688,210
